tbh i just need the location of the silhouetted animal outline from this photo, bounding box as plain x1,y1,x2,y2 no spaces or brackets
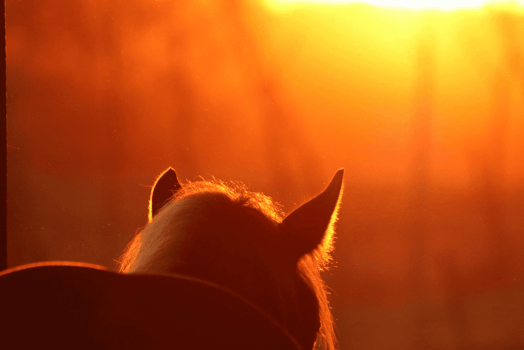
118,168,344,350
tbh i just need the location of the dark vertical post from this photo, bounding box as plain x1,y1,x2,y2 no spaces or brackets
481,68,510,282
408,13,434,348
409,14,434,299
1,0,7,271
480,11,521,284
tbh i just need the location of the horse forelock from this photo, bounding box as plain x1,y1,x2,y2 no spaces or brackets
118,180,337,350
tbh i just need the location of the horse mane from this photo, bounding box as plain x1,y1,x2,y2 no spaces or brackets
117,179,338,350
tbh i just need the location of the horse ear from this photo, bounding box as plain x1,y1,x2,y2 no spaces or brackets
280,169,344,260
149,167,182,221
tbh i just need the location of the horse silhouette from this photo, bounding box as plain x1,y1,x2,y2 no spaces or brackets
0,168,343,350
118,168,344,350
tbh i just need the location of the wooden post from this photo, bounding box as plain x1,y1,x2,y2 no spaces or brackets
1,0,8,271
408,14,435,348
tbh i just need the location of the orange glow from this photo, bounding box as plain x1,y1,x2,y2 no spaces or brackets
6,2,524,349
266,0,524,9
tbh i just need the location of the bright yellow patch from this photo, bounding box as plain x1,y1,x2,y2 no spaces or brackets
266,0,524,10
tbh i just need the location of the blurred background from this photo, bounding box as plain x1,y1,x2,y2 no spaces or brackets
6,0,524,349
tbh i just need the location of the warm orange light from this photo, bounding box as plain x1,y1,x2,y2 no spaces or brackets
266,0,524,9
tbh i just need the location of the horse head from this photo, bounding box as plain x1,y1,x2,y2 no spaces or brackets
119,168,343,350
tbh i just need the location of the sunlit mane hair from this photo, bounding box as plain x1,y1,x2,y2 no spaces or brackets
118,174,341,350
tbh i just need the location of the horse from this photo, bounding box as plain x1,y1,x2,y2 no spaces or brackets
117,168,344,350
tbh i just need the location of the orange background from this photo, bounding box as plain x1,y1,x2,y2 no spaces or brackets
7,1,524,349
